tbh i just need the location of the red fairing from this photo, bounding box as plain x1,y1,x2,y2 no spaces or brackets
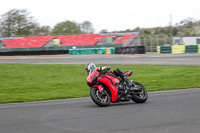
92,85,102,93
86,68,120,102
98,71,120,102
86,67,100,86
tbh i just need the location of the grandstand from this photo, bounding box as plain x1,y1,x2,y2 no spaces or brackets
0,32,139,49
0,32,142,55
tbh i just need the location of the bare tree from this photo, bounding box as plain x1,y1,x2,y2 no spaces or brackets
176,17,200,36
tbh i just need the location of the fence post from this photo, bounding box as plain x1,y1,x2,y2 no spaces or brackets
171,35,173,46
149,35,153,53
164,36,166,45
144,37,146,52
156,36,159,51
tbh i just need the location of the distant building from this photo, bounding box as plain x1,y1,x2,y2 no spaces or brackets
173,36,200,45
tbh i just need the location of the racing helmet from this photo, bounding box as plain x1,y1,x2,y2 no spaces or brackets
85,63,96,75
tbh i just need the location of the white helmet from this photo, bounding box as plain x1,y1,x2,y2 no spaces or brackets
85,63,96,75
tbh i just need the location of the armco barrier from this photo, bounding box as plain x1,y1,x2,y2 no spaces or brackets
115,46,145,54
157,45,200,54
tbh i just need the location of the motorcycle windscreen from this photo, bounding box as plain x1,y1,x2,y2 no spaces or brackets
87,67,99,86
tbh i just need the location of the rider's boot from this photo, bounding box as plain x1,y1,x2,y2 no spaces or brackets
124,75,132,88
124,75,132,98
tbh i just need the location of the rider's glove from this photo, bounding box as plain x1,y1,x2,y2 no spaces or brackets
100,66,110,74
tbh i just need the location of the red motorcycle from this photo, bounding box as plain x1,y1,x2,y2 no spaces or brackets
86,67,148,107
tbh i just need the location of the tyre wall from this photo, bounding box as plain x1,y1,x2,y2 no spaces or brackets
69,47,115,55
157,45,200,54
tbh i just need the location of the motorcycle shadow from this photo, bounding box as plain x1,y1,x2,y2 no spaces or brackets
88,101,139,108
110,101,137,107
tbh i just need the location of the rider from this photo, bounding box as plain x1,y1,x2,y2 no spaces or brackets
85,62,131,87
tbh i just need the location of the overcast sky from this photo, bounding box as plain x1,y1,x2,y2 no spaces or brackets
1,0,200,33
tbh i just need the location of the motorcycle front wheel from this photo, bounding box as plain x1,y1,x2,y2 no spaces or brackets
90,87,111,107
131,81,148,103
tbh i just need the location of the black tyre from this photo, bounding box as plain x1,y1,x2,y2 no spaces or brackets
131,81,148,103
90,87,111,107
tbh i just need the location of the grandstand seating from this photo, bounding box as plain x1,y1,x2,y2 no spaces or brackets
3,36,52,48
113,34,137,44
58,34,118,46
1,33,137,49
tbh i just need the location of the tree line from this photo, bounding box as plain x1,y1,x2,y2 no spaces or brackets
0,9,94,37
0,9,200,37
100,18,200,38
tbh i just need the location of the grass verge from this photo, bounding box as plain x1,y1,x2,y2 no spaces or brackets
0,64,200,103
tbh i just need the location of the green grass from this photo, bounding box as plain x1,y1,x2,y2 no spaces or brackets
0,64,200,103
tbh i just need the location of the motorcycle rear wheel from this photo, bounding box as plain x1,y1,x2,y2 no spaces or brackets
131,81,148,103
90,87,111,107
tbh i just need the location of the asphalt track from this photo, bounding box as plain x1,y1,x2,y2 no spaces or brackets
0,88,200,133
0,53,200,133
0,53,200,65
